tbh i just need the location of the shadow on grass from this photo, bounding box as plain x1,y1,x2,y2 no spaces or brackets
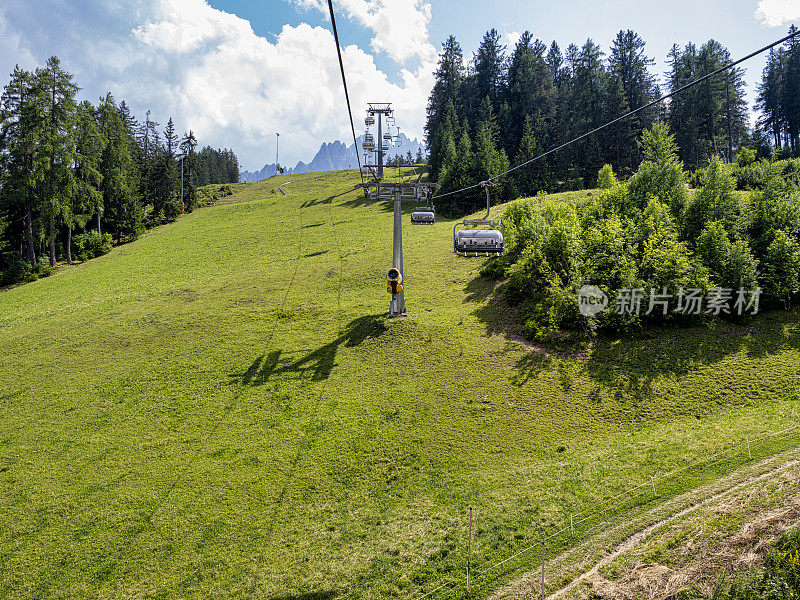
301,188,353,208
463,273,496,303
268,591,337,600
341,193,395,211
236,314,388,384
584,311,800,403
469,277,800,400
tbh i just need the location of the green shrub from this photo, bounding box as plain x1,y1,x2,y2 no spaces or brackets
1,258,35,285
684,157,740,242
696,221,731,284
762,230,800,308
597,164,619,190
736,147,757,169
73,231,113,262
163,199,181,222
721,238,759,292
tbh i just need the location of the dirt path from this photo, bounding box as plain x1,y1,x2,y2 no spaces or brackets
546,459,798,600
489,448,800,600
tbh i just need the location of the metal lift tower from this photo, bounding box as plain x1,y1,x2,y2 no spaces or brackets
359,181,440,317
365,103,393,178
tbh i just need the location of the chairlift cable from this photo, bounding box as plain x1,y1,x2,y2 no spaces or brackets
434,28,800,201
326,0,366,189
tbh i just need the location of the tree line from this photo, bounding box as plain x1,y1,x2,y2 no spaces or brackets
0,56,239,284
426,27,799,215
384,148,426,168
757,28,800,153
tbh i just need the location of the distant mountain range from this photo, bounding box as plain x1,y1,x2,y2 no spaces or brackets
239,133,425,183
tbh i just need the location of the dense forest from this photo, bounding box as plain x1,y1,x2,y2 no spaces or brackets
426,26,800,214
0,57,239,284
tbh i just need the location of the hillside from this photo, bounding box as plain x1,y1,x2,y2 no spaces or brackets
0,170,799,599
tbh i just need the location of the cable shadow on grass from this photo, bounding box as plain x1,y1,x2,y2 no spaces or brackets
237,314,388,385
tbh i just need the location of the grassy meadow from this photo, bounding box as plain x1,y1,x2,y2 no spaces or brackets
0,169,799,599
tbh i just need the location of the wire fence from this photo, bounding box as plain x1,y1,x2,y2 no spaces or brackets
409,421,800,600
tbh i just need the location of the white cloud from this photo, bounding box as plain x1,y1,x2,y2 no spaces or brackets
755,0,800,26
0,6,37,79
0,0,435,170
503,30,522,48
292,0,437,64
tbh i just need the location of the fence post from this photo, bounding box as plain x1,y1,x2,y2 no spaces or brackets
651,475,656,496
747,438,751,459
467,507,472,596
541,538,545,600
570,514,574,536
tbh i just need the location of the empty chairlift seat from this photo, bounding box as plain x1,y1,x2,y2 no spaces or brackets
410,206,435,224
454,224,504,255
453,180,504,256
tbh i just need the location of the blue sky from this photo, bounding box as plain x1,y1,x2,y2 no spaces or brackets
1,0,798,170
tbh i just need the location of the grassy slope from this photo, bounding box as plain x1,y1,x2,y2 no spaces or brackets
0,169,799,600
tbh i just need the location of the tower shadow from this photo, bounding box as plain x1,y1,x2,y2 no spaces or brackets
236,314,388,385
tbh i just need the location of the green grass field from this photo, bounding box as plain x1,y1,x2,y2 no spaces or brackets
1,169,799,599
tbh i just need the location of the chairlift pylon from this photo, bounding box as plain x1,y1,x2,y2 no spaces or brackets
453,181,504,256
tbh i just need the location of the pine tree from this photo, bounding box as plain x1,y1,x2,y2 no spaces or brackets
70,100,105,262
608,30,657,171
506,31,556,155
164,117,178,159
38,56,78,266
0,67,42,265
98,94,143,241
782,25,800,152
425,36,465,178
513,114,551,195
471,29,506,127
179,130,198,211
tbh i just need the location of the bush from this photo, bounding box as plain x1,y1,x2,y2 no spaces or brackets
696,221,730,283
73,231,113,262
163,199,181,222
736,147,757,169
721,238,759,292
684,157,740,242
0,257,35,286
762,230,800,308
597,164,619,190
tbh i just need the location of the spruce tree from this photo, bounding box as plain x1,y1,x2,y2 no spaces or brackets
38,56,78,266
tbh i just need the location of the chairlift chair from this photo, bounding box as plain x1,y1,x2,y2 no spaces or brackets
453,181,504,256
411,205,435,224
365,115,375,126
411,185,435,224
